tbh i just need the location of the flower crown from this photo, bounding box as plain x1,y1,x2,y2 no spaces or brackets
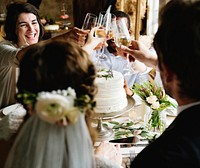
17,87,96,125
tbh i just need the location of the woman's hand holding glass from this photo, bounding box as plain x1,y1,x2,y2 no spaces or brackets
81,13,107,54
115,42,148,74
94,11,116,71
82,27,106,55
81,12,116,70
117,40,158,68
64,27,89,47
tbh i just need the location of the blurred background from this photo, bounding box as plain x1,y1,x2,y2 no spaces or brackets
0,0,170,45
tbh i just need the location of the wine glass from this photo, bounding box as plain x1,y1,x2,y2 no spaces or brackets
80,13,97,47
114,18,136,76
82,13,97,30
95,11,116,71
95,11,116,40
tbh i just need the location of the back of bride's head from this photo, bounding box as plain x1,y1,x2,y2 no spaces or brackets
17,40,97,98
6,40,97,168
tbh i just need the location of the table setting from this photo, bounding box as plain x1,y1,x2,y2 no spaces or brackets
93,91,177,168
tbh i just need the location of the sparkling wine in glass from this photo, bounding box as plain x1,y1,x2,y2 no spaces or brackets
95,28,107,38
95,11,116,38
115,18,131,47
115,18,136,75
116,35,131,47
95,11,116,71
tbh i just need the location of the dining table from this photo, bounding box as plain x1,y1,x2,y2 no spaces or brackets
92,94,177,168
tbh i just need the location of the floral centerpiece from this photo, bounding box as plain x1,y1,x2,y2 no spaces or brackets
131,71,177,133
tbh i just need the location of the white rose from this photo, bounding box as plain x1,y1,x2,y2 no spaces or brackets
146,95,158,104
35,94,73,124
151,101,160,109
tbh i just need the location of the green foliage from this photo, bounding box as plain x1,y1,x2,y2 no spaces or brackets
106,120,156,140
131,81,177,130
101,73,113,80
97,69,114,80
74,94,96,113
17,90,37,106
131,81,176,111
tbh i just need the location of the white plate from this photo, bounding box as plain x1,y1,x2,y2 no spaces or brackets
2,103,26,116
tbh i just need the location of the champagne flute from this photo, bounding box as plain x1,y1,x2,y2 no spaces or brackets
95,11,116,71
80,13,97,47
114,18,135,76
115,18,131,47
95,11,116,39
82,13,97,30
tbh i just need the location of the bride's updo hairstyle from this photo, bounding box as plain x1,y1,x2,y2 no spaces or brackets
17,40,96,98
17,40,97,142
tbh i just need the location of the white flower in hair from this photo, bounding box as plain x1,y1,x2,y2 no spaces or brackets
17,87,96,125
35,87,79,124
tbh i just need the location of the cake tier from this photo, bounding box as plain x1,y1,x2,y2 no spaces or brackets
94,70,128,113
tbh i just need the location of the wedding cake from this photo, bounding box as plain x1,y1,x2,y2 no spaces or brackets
94,70,128,113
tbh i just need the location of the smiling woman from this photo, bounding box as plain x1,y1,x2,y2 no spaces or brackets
0,2,45,110
16,13,40,47
0,2,98,110
4,2,44,46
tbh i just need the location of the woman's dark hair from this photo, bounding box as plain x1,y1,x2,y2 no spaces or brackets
153,0,200,100
4,2,44,44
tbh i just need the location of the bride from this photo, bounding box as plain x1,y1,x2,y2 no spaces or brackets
4,39,122,168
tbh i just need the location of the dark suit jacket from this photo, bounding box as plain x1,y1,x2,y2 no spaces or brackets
131,104,200,168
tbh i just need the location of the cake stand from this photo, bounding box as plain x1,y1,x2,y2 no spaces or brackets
93,96,135,141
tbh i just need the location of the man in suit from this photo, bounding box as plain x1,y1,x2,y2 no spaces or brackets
130,0,200,167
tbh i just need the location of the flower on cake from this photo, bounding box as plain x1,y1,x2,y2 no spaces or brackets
97,69,114,79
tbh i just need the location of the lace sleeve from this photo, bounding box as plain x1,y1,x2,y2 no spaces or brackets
0,114,24,140
0,115,15,140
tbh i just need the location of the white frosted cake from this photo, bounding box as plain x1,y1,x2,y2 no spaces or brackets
94,70,128,113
